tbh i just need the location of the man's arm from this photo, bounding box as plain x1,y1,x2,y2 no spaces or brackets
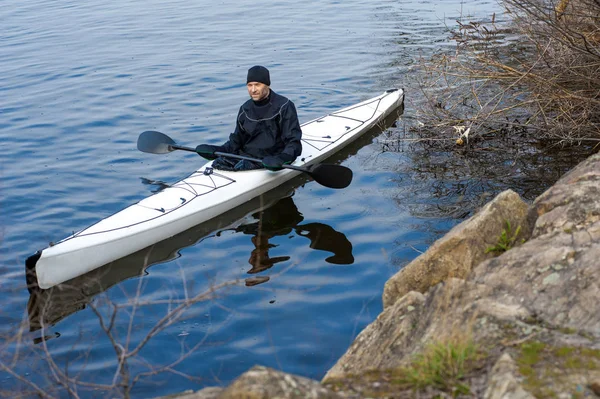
279,101,302,159
262,100,303,171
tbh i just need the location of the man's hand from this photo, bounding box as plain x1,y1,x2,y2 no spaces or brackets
195,144,219,160
262,154,293,171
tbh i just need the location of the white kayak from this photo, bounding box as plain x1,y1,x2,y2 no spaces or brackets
29,89,404,289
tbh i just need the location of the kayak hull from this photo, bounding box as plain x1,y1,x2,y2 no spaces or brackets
31,89,404,289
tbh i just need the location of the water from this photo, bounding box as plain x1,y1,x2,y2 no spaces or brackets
0,0,540,397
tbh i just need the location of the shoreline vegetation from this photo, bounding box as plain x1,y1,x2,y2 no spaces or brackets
414,0,599,149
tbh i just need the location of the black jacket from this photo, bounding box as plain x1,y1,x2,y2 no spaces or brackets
221,90,302,160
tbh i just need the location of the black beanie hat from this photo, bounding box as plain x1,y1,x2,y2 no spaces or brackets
247,65,271,86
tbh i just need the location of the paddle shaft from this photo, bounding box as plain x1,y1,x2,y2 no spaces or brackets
138,131,352,188
170,144,308,173
215,152,309,172
170,144,197,153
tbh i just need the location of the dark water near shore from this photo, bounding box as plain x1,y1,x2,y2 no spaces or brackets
1,0,590,397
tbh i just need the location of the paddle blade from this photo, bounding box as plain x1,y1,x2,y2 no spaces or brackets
137,131,177,154
308,164,353,189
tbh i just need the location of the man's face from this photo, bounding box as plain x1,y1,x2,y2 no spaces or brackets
247,82,270,101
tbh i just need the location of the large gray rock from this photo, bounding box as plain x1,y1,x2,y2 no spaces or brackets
474,153,600,338
323,291,427,380
157,367,343,399
326,153,600,392
383,189,530,309
529,153,600,238
472,222,600,337
157,387,223,399
220,365,342,399
325,278,520,380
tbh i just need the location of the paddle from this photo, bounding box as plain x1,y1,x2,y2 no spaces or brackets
137,130,353,189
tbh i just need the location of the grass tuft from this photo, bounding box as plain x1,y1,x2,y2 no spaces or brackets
396,336,479,395
486,219,523,254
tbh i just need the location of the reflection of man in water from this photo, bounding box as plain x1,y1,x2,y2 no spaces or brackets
235,196,354,285
295,223,354,265
247,234,290,275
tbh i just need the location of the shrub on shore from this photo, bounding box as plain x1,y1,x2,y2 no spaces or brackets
416,0,600,147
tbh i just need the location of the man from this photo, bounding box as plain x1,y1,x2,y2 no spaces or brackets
195,65,302,171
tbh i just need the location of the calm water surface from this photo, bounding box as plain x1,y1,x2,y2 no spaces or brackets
2,0,514,397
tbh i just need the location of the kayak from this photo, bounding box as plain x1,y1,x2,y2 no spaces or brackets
28,89,404,290
27,88,404,289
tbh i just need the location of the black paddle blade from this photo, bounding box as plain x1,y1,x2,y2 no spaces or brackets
137,131,177,154
308,164,353,189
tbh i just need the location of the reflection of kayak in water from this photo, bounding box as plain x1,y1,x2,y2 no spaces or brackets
235,195,354,280
26,187,351,332
27,89,404,290
26,186,296,333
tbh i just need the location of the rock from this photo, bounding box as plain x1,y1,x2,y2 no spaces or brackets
383,189,530,309
484,353,535,399
323,291,426,380
529,153,600,238
157,387,223,399
467,153,600,337
325,279,524,381
473,217,600,338
199,388,223,399
220,365,342,399
474,298,531,322
326,154,600,394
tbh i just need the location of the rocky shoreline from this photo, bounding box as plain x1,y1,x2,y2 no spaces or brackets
162,153,600,398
